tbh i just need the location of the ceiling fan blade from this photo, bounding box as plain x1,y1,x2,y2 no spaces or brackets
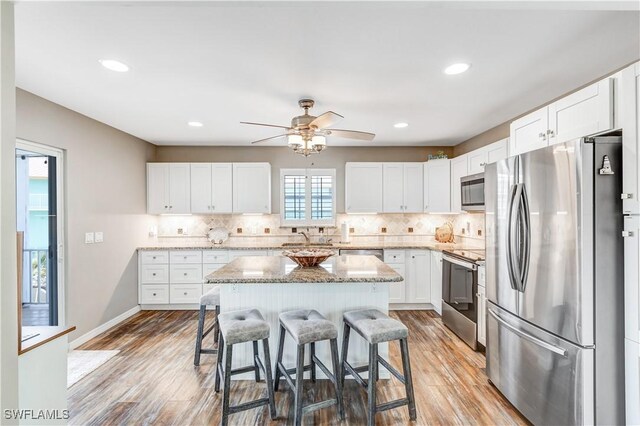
251,134,289,144
241,121,292,130
326,129,375,141
309,111,343,129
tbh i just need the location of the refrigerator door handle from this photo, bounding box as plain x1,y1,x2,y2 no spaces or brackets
507,184,523,291
518,184,531,292
488,309,568,357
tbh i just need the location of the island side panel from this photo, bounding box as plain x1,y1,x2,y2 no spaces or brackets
220,282,390,380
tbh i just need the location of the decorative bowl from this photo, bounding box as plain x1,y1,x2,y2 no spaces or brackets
282,248,334,268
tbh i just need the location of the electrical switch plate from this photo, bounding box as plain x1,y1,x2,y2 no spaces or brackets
95,232,104,243
85,232,95,244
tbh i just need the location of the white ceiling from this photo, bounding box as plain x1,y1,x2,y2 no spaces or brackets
14,2,640,147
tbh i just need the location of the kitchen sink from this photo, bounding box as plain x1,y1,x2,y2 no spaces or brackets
281,242,334,247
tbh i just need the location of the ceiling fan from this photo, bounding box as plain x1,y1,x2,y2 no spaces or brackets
241,99,375,157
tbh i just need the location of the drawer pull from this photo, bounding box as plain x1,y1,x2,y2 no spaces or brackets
184,292,187,295
152,273,156,276
184,273,188,276
153,293,157,296
153,256,156,260
183,256,187,259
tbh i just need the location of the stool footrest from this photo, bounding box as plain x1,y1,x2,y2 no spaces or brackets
343,361,368,388
377,398,410,412
377,355,405,384
302,399,337,415
312,355,336,383
200,349,217,355
202,321,217,339
228,397,270,414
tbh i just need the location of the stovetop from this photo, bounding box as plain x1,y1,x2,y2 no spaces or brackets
443,249,486,263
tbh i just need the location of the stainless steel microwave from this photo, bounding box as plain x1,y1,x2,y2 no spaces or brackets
460,173,485,211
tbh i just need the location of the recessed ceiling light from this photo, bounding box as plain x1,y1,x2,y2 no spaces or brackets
444,63,470,75
394,122,409,128
98,59,129,72
188,121,203,127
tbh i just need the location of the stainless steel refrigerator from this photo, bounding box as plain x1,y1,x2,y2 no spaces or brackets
485,136,625,425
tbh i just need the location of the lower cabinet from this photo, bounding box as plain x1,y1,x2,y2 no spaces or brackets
387,263,406,304
170,284,203,304
477,265,487,346
140,285,169,304
387,249,432,308
430,251,443,315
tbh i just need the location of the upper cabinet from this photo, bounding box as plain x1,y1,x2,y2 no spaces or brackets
450,155,469,213
232,163,271,214
147,163,190,214
190,163,233,214
345,162,383,213
510,78,614,156
382,163,423,213
467,138,509,174
621,62,640,215
424,159,451,213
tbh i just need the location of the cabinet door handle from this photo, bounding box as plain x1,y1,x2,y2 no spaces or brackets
184,292,188,296
164,205,168,209
622,231,635,237
538,132,546,141
480,162,486,167
152,292,157,296
152,273,156,276
547,129,555,137
212,205,215,210
183,272,188,276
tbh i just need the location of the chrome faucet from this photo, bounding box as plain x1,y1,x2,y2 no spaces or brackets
298,231,310,244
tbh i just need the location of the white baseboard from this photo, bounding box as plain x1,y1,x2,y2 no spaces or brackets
68,305,141,350
389,303,434,311
140,304,199,310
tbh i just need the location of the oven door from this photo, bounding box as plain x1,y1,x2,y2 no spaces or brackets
461,173,485,211
442,254,478,322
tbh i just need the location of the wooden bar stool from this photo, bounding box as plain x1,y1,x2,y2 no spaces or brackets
274,309,345,426
214,308,277,426
193,286,220,366
341,309,417,426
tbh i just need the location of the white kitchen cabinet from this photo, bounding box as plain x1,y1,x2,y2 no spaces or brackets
406,250,430,304
147,163,191,214
477,282,486,346
382,163,423,213
424,160,451,213
233,163,271,214
548,78,613,146
228,250,269,261
621,62,640,215
345,163,383,213
626,339,640,425
624,215,639,343
190,163,233,214
450,155,469,213
509,107,549,156
387,263,406,304
430,251,443,315
468,139,510,174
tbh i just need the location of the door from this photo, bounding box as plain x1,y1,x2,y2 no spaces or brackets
486,302,593,426
147,163,169,214
211,163,233,213
468,148,488,175
548,78,613,146
487,138,509,165
190,163,212,213
403,163,423,212
430,250,443,314
621,62,640,215
424,160,450,212
233,163,271,213
388,263,406,304
345,163,383,213
382,163,404,213
407,250,430,303
509,107,549,156
484,158,519,316
450,155,468,212
168,163,191,213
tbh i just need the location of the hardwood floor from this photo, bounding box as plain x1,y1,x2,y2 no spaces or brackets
70,310,528,425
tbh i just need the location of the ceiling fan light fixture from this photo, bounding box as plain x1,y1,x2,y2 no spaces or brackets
311,135,326,146
287,134,303,147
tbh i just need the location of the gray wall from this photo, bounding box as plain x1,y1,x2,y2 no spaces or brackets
155,145,453,213
16,89,157,340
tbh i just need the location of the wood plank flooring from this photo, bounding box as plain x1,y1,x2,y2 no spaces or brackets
70,310,528,425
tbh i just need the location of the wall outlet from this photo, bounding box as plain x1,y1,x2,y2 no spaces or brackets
477,229,482,237
264,228,271,234
291,227,297,233
381,227,387,233
349,227,355,234
237,228,243,234
85,232,95,244
408,227,414,233
95,232,104,243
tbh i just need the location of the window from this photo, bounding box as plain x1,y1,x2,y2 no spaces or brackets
280,168,336,226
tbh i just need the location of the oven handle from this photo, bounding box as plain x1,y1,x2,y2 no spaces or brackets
442,254,477,271
488,309,568,357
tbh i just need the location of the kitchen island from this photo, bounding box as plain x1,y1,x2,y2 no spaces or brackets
205,255,402,379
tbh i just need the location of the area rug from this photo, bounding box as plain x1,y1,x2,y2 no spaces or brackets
67,350,120,388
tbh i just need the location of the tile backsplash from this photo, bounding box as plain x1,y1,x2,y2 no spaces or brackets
154,212,485,243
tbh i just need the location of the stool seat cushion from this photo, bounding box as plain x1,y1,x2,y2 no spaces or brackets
343,309,408,344
218,309,269,345
279,309,338,345
200,286,220,306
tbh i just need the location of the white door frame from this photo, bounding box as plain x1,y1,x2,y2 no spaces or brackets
16,138,66,328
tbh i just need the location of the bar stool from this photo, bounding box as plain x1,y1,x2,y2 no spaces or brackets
214,308,277,426
341,309,417,426
193,286,220,366
274,309,345,426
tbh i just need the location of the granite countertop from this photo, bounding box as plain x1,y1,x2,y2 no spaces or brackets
205,255,403,284
138,241,479,252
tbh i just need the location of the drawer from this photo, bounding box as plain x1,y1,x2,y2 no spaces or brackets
203,250,229,264
170,284,202,304
384,250,405,263
228,250,268,260
141,264,169,283
170,264,203,283
140,251,169,264
170,250,203,264
140,285,169,304
203,263,224,277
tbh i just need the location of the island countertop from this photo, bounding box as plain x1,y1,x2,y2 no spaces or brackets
205,255,403,284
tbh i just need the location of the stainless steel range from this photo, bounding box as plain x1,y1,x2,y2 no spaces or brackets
441,249,485,350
